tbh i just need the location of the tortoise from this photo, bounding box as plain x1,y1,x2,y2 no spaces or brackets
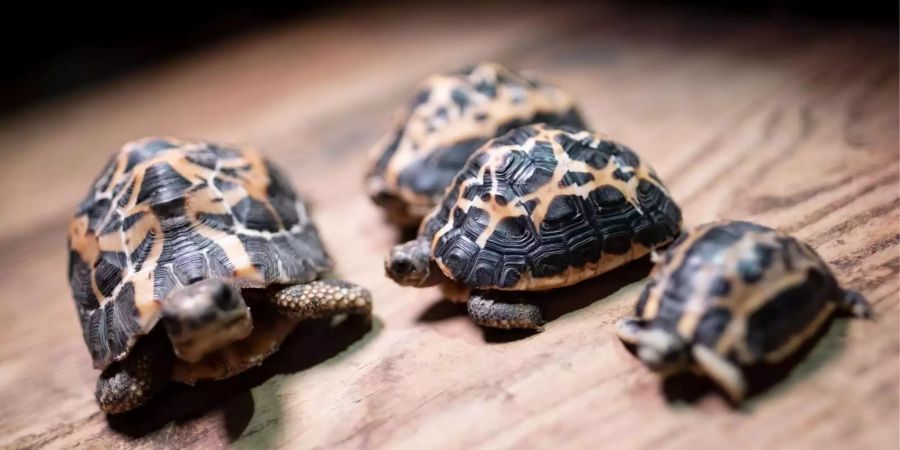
366,62,587,227
616,220,873,402
385,123,682,330
67,137,372,414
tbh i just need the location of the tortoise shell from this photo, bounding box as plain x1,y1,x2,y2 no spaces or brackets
634,220,849,364
67,137,331,370
366,62,586,225
419,124,682,291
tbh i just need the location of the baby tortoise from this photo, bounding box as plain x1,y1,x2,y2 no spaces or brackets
68,137,372,413
366,62,586,227
386,124,682,330
617,220,873,402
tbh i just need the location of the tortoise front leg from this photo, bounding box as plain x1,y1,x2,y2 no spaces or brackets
270,279,372,320
616,317,648,345
692,344,747,403
467,293,545,331
95,333,173,414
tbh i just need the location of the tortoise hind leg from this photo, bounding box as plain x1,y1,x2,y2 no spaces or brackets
467,294,544,331
835,289,874,319
270,280,372,320
95,333,173,414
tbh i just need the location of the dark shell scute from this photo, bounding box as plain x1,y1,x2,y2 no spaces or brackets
238,227,328,285
539,195,595,268
745,269,833,358
708,276,732,297
633,180,683,248
410,88,431,109
611,168,634,182
735,241,778,284
184,149,220,169
461,207,490,240
94,251,127,297
68,249,99,314
136,162,193,206
125,139,177,172
214,177,238,192
499,148,556,197
86,198,111,234
529,242,571,278
451,88,470,113
130,231,155,271
483,216,538,287
558,134,609,169
588,186,639,255
198,212,235,231
152,212,235,300
116,179,136,208
615,146,641,168
559,171,595,188
474,80,497,98
434,207,490,282
220,165,251,178
693,307,732,348
86,282,141,369
398,138,484,201
100,211,123,235
232,197,280,232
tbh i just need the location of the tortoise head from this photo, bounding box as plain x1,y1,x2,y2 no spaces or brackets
161,279,252,363
385,237,443,287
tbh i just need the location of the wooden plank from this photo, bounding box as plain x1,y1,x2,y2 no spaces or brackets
0,4,896,449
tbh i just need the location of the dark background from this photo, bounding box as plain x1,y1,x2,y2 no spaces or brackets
1,0,896,118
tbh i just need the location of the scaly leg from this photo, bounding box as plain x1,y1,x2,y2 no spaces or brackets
270,279,372,320
616,317,647,345
467,294,544,331
692,344,746,403
95,333,172,414
835,289,874,319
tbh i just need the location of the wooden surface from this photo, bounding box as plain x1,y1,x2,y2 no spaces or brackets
0,3,897,449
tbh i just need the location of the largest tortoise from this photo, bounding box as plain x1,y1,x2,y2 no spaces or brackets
68,137,372,413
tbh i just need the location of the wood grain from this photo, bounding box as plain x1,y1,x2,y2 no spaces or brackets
0,4,896,449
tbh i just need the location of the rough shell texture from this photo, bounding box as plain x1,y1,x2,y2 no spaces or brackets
67,137,331,370
367,62,585,223
420,124,682,291
635,220,843,364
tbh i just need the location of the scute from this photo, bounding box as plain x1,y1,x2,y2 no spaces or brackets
67,137,332,370
367,62,587,224
422,124,682,291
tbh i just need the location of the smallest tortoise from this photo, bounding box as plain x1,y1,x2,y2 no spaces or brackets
617,220,873,402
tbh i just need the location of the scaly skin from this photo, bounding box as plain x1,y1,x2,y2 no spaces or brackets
272,280,373,320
